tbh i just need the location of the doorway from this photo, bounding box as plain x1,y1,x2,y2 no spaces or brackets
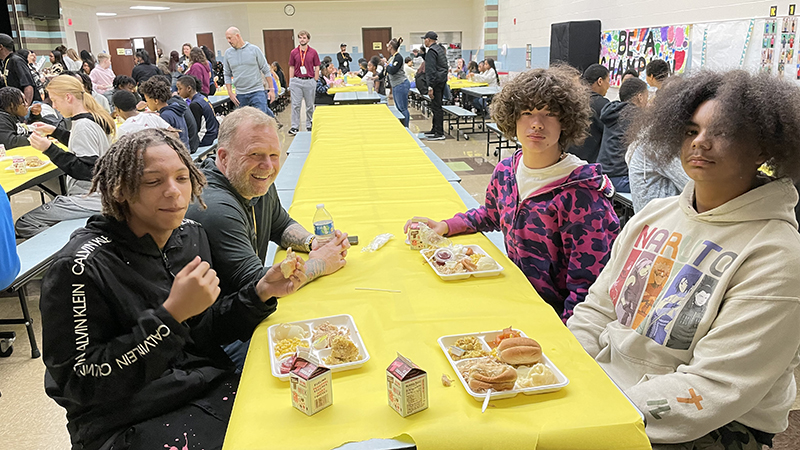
75,31,91,55
362,27,392,62
107,39,134,76
197,32,214,55
263,29,294,84
131,36,156,63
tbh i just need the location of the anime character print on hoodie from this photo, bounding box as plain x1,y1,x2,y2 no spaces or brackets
443,151,619,321
568,178,800,444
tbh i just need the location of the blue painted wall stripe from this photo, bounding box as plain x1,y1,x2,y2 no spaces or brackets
484,22,498,29
19,30,66,39
8,4,28,12
485,0,498,5
484,44,498,51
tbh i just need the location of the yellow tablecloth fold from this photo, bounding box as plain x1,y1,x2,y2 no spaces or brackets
224,105,649,450
448,79,488,89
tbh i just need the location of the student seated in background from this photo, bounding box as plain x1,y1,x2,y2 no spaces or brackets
112,90,171,139
314,62,336,105
0,86,38,149
153,74,200,153
16,75,115,239
138,77,190,150
622,68,640,83
568,70,800,449
404,56,417,88
40,128,305,450
77,72,111,114
405,66,619,322
596,77,649,193
567,63,610,164
176,75,219,146
645,59,670,91
104,75,141,111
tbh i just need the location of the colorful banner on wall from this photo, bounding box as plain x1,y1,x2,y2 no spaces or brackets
600,25,691,86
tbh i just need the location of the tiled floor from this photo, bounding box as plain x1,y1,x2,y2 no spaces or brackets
2,100,798,449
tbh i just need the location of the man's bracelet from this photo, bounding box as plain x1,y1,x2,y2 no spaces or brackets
304,234,316,252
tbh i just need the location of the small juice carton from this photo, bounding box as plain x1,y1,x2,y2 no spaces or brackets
12,156,26,175
407,222,422,249
386,353,428,417
289,349,332,416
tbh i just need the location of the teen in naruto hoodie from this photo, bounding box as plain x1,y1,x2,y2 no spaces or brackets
569,70,800,446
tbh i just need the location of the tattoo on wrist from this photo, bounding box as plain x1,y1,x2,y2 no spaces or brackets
305,259,326,281
280,223,314,252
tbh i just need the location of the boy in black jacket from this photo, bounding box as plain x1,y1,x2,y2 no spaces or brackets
40,129,306,450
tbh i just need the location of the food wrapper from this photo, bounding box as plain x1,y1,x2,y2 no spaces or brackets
413,222,452,249
362,233,393,252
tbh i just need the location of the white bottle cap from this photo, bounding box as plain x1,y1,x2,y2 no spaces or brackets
317,203,324,209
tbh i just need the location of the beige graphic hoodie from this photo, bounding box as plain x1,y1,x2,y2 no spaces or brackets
568,177,800,443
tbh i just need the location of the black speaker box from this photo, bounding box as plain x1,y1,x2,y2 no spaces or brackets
550,20,602,73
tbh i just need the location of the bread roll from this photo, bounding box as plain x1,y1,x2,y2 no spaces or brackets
280,249,297,278
467,360,517,392
497,336,542,365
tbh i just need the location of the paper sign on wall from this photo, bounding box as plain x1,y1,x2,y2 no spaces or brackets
116,48,125,55
372,42,382,50
600,25,692,86
124,49,133,56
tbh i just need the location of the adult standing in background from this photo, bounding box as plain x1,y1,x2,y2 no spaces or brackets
288,30,320,135
16,49,45,100
384,37,410,127
337,43,351,74
0,34,38,105
411,48,423,70
223,27,276,118
186,47,211,96
567,63,609,163
131,49,161,86
178,43,192,72
89,52,115,95
167,50,181,91
421,31,448,141
201,45,218,95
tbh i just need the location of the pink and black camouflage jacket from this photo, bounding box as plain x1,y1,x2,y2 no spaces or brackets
444,151,620,322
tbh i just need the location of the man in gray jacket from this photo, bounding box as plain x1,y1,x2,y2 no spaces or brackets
224,27,276,118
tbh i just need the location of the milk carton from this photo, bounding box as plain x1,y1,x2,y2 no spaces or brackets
386,353,428,417
407,222,422,249
289,349,332,416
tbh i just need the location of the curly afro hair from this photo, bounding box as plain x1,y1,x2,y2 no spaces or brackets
628,70,800,182
490,65,591,150
139,77,171,103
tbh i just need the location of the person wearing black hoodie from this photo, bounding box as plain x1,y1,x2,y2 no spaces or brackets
131,49,161,86
568,64,610,163
596,77,649,193
40,129,305,450
152,74,200,152
139,77,190,150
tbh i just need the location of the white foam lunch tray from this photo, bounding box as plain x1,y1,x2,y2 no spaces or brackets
438,328,569,401
421,244,504,280
268,314,370,381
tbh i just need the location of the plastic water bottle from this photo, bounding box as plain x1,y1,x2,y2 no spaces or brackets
313,204,334,245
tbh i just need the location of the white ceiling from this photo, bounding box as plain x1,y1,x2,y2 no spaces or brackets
67,0,376,19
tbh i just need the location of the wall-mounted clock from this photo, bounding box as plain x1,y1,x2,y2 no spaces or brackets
284,4,295,16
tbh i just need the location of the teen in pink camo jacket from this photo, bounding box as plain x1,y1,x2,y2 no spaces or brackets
407,66,620,322
444,150,619,321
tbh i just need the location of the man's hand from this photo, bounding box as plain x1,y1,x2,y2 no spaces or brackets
267,90,275,102
229,92,239,107
403,216,448,236
29,122,55,136
256,256,307,299
163,256,220,323
308,230,350,277
28,132,50,151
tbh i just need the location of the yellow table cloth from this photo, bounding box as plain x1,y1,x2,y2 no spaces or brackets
328,84,368,94
0,144,63,195
224,105,649,450
448,79,488,89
